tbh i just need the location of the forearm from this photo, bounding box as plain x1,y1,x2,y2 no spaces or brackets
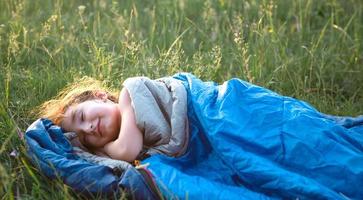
103,88,143,162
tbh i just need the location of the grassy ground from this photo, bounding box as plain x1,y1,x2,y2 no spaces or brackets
0,0,362,199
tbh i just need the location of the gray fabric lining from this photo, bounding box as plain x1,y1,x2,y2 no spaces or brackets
123,77,189,157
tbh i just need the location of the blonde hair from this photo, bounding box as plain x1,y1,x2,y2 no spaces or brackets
34,77,118,125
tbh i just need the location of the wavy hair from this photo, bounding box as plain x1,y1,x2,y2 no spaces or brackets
34,77,118,125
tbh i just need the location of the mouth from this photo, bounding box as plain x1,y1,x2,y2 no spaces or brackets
97,119,102,137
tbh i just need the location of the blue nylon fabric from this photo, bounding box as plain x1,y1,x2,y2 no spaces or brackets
25,119,121,196
25,119,160,199
143,73,363,200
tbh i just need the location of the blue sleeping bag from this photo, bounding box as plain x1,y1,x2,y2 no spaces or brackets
142,73,363,200
25,73,363,199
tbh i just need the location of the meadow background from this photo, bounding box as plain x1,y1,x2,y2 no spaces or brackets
0,0,362,199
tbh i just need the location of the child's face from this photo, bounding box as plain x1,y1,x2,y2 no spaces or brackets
61,99,121,149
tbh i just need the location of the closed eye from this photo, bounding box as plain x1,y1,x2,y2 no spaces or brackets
80,110,84,121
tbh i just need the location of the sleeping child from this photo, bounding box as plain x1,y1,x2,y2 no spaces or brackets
30,73,363,199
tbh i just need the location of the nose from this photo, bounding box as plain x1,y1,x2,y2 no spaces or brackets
80,122,95,135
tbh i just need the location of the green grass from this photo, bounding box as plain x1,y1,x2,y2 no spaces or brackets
0,0,362,199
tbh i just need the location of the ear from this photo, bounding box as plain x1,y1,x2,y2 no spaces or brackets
95,91,108,101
